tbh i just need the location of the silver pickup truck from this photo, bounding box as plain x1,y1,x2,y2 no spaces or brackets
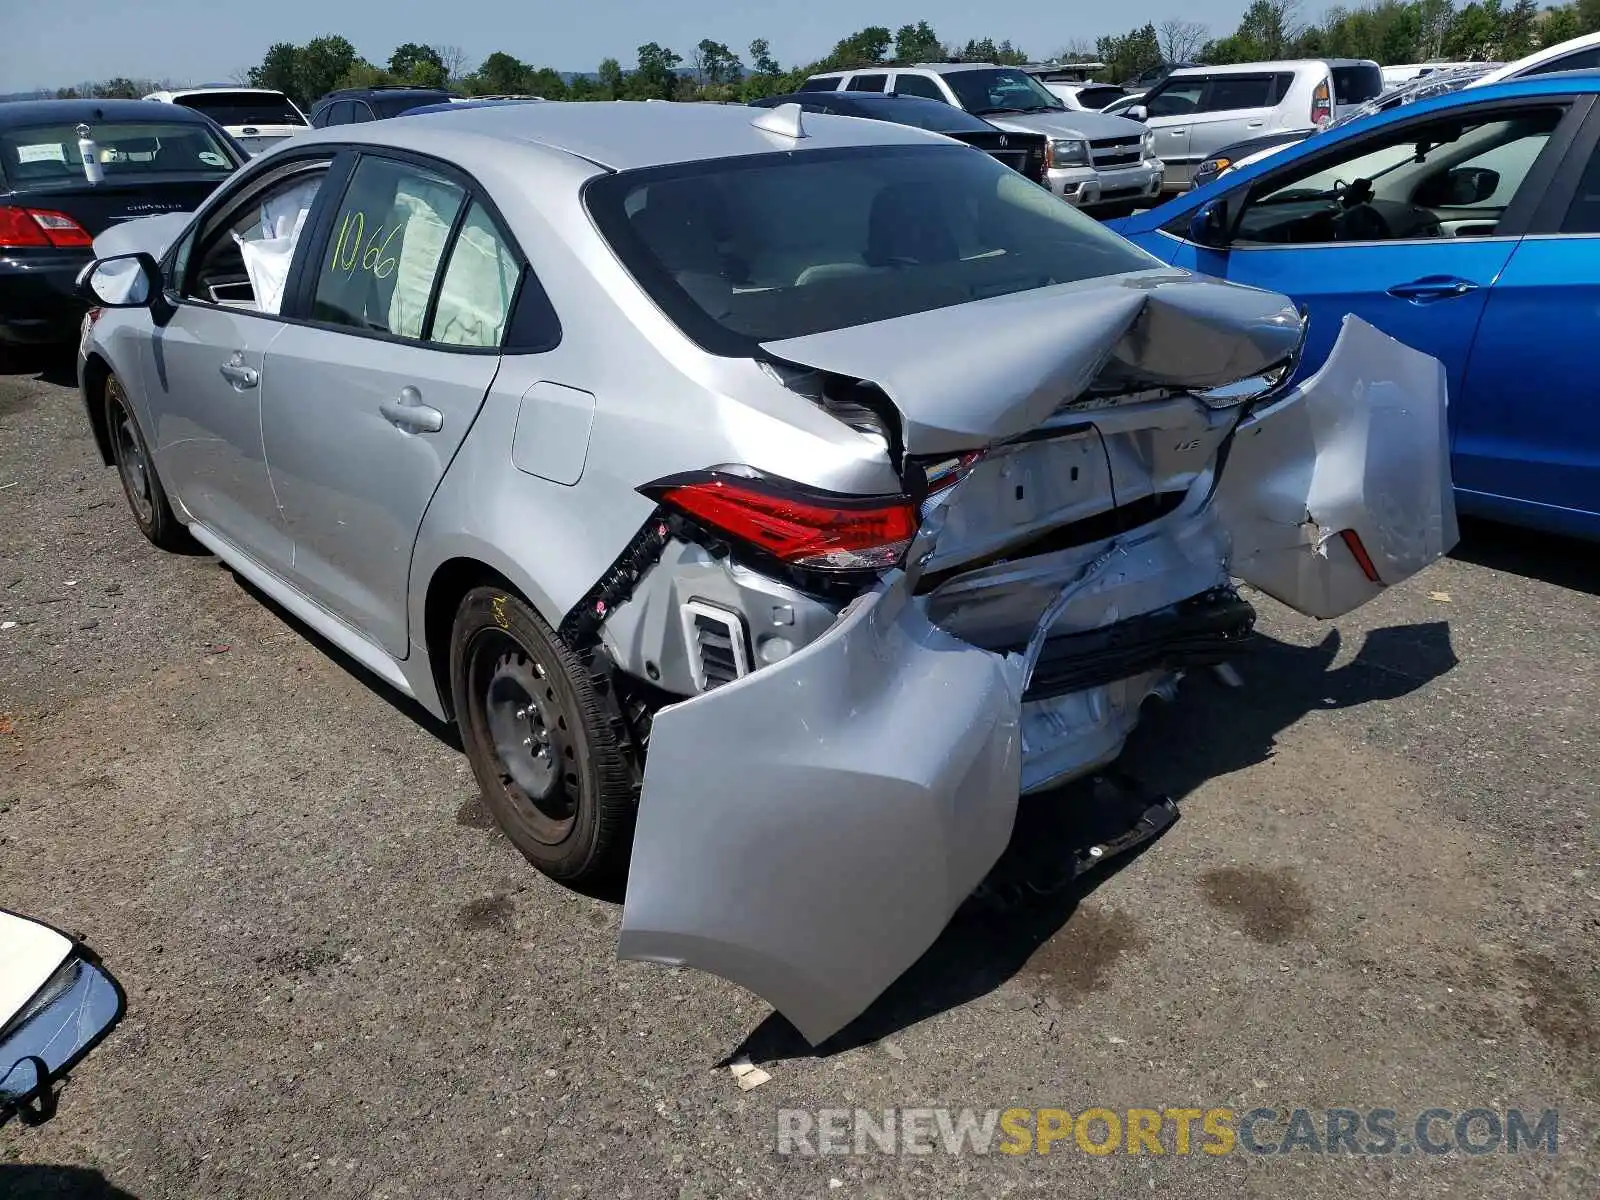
801,62,1164,215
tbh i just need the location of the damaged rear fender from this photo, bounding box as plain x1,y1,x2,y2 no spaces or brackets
1215,315,1459,620
618,571,1024,1046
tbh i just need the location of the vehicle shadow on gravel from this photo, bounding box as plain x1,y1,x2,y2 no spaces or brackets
1451,515,1599,597
728,618,1458,1065
0,346,78,388
0,1164,142,1199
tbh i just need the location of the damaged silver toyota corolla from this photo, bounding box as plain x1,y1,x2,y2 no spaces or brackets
75,100,1457,1045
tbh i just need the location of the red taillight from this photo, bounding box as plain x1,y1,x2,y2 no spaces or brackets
1311,79,1333,127
0,206,93,249
1338,529,1382,583
646,472,920,571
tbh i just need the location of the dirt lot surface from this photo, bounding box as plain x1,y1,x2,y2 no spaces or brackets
1,351,1596,1198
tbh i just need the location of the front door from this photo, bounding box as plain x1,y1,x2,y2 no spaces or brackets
261,154,517,655
1167,99,1575,406
1452,118,1600,534
146,155,339,572
1141,77,1206,187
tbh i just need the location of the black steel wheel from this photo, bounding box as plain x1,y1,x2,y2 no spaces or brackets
449,587,635,881
104,373,189,551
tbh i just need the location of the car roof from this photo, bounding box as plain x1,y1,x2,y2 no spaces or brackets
1170,60,1331,77
296,98,953,171
314,87,453,106
0,97,222,128
807,62,1030,79
155,87,291,99
1474,31,1600,85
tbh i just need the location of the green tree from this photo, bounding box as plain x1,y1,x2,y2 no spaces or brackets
750,37,782,76
1097,24,1162,80
389,42,444,79
693,39,742,86
1443,0,1506,57
473,51,532,94
336,61,397,91
828,25,893,67
1501,0,1541,54
894,21,943,63
1540,4,1583,44
527,67,569,99
596,57,627,100
296,35,359,105
631,42,682,100
959,37,1000,61
248,42,300,97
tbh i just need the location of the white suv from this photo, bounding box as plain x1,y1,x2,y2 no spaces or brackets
142,87,309,156
1127,60,1382,192
800,62,1163,213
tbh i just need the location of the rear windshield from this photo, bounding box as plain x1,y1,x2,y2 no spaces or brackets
0,120,237,188
585,144,1157,355
1075,86,1128,109
1332,64,1385,105
375,92,451,118
175,91,305,126
840,97,994,133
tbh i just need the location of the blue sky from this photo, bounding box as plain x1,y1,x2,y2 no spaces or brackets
1,0,1262,91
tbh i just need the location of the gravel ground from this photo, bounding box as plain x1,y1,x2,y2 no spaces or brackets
1,350,1595,1199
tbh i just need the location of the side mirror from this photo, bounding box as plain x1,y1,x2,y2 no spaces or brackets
1442,165,1500,206
0,912,124,1127
1188,198,1231,250
76,251,162,309
1126,105,1148,121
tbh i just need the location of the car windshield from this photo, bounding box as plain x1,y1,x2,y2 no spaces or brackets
0,120,237,187
944,68,1066,115
175,91,304,126
585,143,1158,353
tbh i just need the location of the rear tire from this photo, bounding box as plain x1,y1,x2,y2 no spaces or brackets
105,372,191,551
449,587,635,883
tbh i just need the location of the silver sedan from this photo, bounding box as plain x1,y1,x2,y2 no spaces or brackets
75,99,1457,1044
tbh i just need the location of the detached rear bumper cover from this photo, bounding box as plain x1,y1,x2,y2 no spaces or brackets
619,314,1455,1046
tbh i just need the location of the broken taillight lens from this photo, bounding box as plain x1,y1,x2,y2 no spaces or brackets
1338,529,1383,583
642,470,920,571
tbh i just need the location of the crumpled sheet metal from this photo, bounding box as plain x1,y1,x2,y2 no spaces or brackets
619,571,1024,1046
1215,314,1459,620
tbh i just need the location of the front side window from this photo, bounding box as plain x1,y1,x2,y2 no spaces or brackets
431,201,521,347
1235,107,1562,245
586,144,1159,354
891,74,946,101
1144,79,1206,117
184,165,328,312
942,68,1065,116
1526,47,1600,75
311,157,466,338
0,121,237,187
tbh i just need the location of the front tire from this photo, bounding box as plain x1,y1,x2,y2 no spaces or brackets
449,587,636,882
105,373,189,551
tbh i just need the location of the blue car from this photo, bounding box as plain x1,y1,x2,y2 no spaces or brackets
1110,73,1600,541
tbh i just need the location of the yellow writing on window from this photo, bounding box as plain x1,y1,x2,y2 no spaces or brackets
329,210,402,280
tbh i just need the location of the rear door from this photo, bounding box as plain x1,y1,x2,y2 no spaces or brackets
1185,72,1290,165
1167,98,1580,403
1450,104,1600,536
261,151,523,655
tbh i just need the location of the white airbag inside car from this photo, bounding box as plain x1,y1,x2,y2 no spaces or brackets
234,175,320,315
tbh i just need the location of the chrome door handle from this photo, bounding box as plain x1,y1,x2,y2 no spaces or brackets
1246,121,1265,128
1386,276,1480,303
1167,128,1187,135
380,387,443,434
219,359,258,389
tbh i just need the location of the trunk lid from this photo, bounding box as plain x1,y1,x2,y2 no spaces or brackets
760,270,1305,455
10,176,220,237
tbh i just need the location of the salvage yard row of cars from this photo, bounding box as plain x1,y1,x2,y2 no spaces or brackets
0,38,1594,1049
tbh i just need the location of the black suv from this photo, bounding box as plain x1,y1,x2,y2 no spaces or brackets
308,86,456,128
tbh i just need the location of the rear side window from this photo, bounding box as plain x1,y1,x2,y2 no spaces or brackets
585,143,1158,354
311,156,466,339
847,74,888,93
798,77,840,92
891,74,946,101
430,201,521,348
1332,64,1385,104
1525,46,1600,75
1201,74,1278,112
375,93,450,118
